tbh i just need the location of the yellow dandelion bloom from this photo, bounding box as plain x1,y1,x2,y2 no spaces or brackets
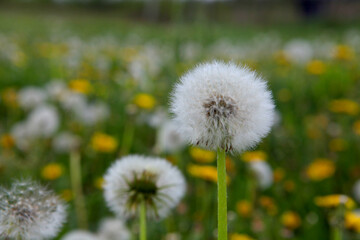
69,79,92,94
329,99,359,115
189,147,216,163
281,211,301,230
315,195,355,209
133,93,156,110
41,163,63,180
306,158,335,181
259,196,278,215
61,189,73,202
1,88,18,108
329,138,347,152
94,177,105,189
273,168,285,182
345,212,360,233
187,164,230,184
91,132,118,153
333,45,355,61
354,120,360,135
241,151,267,162
0,134,15,149
236,200,253,218
306,60,326,75
230,233,255,240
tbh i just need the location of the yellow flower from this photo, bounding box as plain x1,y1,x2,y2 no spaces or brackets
69,79,92,94
230,233,255,240
41,163,63,180
189,147,216,163
354,120,360,135
236,200,253,218
306,60,326,75
259,196,278,215
1,88,18,108
133,93,156,110
329,138,347,152
187,164,230,184
94,177,105,189
241,151,267,162
0,134,15,149
333,45,355,61
315,195,355,209
345,211,360,233
274,51,290,66
61,189,73,202
273,168,285,182
281,211,301,230
329,99,359,115
91,132,118,153
306,158,335,181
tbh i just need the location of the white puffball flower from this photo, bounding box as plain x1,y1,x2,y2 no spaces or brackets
103,155,186,219
97,218,130,240
0,180,67,240
45,80,67,100
284,39,314,64
171,61,275,152
249,160,273,189
353,179,360,203
11,121,33,151
26,105,59,138
52,132,81,153
156,120,187,154
18,87,47,110
62,230,99,240
75,102,110,126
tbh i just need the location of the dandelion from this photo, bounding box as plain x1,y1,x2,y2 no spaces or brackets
306,158,335,181
171,61,274,240
61,230,99,240
315,195,355,209
156,120,186,154
133,93,156,110
345,211,360,233
241,151,267,162
26,104,59,138
53,132,81,153
41,163,63,180
103,155,186,240
249,160,273,189
284,39,314,64
230,233,255,240
333,45,354,61
306,60,326,75
281,211,301,230
18,87,47,110
91,132,118,153
189,147,216,163
187,164,229,183
1,88,18,108
97,218,130,240
0,180,67,240
0,134,15,149
69,79,92,94
329,99,359,115
354,120,360,135
236,200,252,218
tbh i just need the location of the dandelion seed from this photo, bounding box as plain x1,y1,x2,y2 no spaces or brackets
0,180,67,240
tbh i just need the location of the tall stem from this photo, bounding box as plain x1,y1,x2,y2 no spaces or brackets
332,226,342,240
120,121,135,155
217,148,227,240
70,151,88,229
140,200,147,240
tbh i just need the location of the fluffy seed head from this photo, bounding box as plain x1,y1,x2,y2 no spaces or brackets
103,155,186,219
170,61,275,152
0,180,67,240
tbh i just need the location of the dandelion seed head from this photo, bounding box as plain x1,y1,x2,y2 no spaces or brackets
171,61,275,152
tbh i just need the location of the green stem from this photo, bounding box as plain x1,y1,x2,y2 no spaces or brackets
70,151,88,229
120,121,135,155
140,200,147,240
217,148,227,240
332,226,342,240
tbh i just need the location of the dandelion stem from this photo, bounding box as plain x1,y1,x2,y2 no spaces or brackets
70,151,88,229
121,121,135,155
332,226,342,240
140,200,147,240
217,148,227,240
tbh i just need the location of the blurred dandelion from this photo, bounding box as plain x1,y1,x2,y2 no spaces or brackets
103,155,186,240
0,180,67,240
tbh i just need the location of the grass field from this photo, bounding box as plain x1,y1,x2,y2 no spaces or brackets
1,9,360,240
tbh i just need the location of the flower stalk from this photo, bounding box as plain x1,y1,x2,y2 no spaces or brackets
140,199,147,240
217,148,227,240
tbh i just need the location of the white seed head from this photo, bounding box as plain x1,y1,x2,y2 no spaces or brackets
0,180,67,240
249,160,273,189
61,230,99,240
26,104,59,138
103,155,186,220
97,218,130,240
156,120,186,154
18,87,47,110
170,61,275,152
52,132,81,153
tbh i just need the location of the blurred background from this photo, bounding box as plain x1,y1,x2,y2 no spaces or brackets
0,0,360,240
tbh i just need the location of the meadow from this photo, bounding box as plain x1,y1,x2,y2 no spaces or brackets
1,9,360,240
